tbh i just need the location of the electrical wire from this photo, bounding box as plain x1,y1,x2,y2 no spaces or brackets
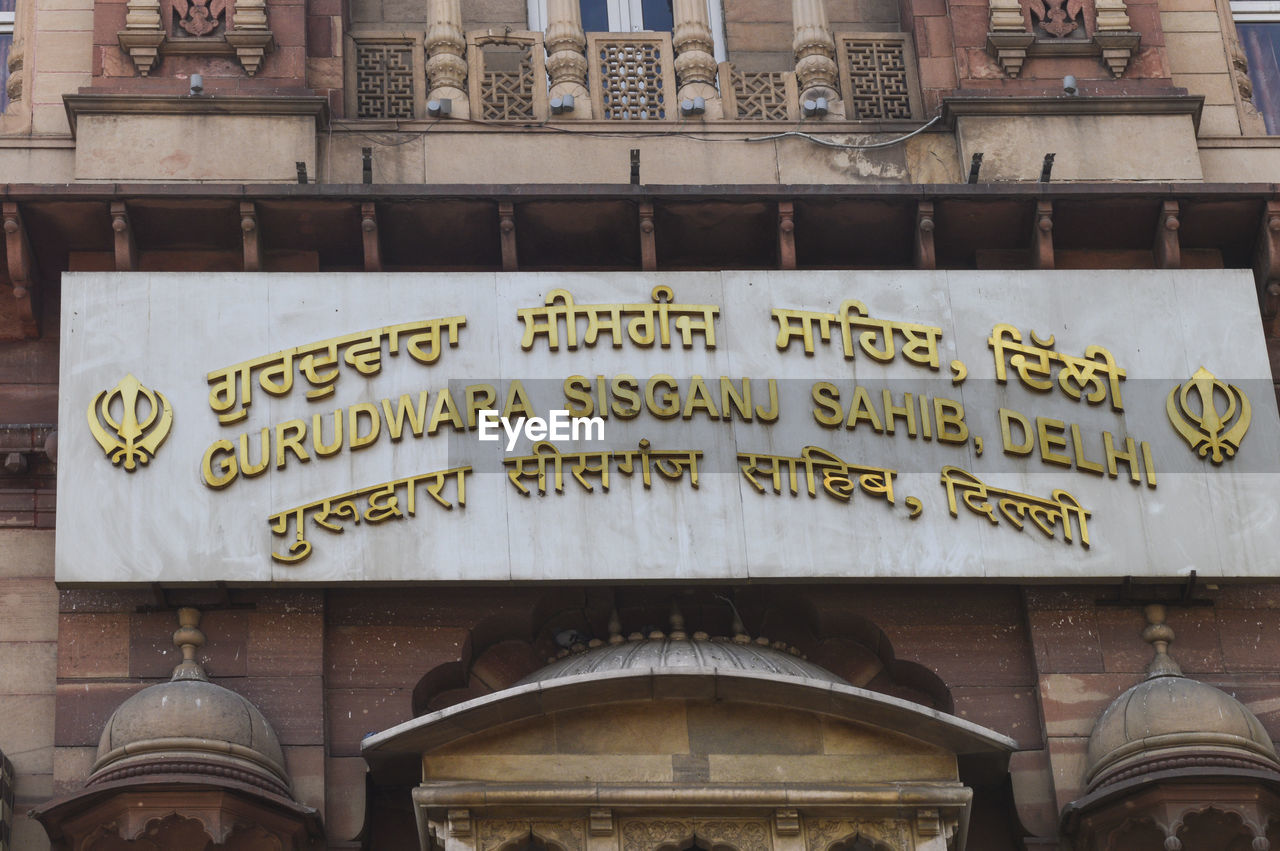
742,114,943,149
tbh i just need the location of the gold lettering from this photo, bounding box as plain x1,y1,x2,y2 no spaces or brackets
1036,417,1071,468
934,398,968,444
882,390,917,437
428,388,465,434
812,382,842,427
503,380,535,420
611,376,642,418
720,378,752,422
1071,424,1104,475
1104,431,1140,482
465,384,497,428
755,379,779,423
846,386,884,432
348,404,381,451
999,408,1033,456
1142,441,1157,489
682,376,719,420
564,376,594,417
239,428,270,478
382,392,429,441
312,410,344,457
202,439,237,489
646,375,680,419
275,419,311,468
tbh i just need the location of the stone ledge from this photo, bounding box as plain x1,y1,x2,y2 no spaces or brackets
62,93,329,137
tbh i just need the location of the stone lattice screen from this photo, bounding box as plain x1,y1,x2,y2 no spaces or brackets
720,68,797,120
836,33,922,120
353,38,418,119
467,32,548,122
588,33,676,120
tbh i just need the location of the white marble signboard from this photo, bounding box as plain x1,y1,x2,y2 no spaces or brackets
56,270,1280,583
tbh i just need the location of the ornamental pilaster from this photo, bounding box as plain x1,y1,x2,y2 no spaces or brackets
426,0,469,117
544,0,591,118
672,0,718,107
791,0,839,111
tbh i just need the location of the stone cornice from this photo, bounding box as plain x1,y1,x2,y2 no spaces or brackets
61,93,330,136
941,94,1205,132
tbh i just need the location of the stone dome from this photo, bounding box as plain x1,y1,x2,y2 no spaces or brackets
517,632,849,685
88,609,291,799
1084,606,1280,792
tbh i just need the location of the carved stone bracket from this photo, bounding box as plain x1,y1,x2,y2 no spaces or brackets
111,201,137,271
498,202,517,272
986,31,1036,77
1093,30,1140,78
1153,200,1180,269
639,202,656,272
778,201,796,270
240,201,261,272
915,200,936,270
361,202,381,272
118,30,166,76
2,202,40,339
225,0,274,74
1032,200,1054,269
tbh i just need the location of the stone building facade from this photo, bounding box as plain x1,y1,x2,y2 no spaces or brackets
2,0,1280,847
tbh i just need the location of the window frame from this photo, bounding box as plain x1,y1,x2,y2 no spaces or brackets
0,6,13,113
526,0,726,62
1231,0,1280,133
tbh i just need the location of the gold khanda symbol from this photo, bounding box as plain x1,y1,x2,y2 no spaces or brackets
87,373,174,471
1166,366,1251,465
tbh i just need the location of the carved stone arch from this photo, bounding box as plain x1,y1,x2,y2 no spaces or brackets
804,819,911,851
1173,806,1257,848
1102,816,1166,851
829,836,894,851
83,812,217,850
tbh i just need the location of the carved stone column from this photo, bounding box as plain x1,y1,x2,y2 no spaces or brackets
544,0,591,118
673,0,718,106
426,0,470,118
226,0,275,76
117,0,166,76
791,0,840,113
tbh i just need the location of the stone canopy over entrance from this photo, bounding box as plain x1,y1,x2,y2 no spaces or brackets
362,631,1017,851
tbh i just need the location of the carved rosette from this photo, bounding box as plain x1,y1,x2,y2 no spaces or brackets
672,0,717,100
791,0,838,103
425,0,469,115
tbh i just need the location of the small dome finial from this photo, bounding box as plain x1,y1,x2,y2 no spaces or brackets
607,609,623,645
1142,603,1182,679
172,607,209,682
